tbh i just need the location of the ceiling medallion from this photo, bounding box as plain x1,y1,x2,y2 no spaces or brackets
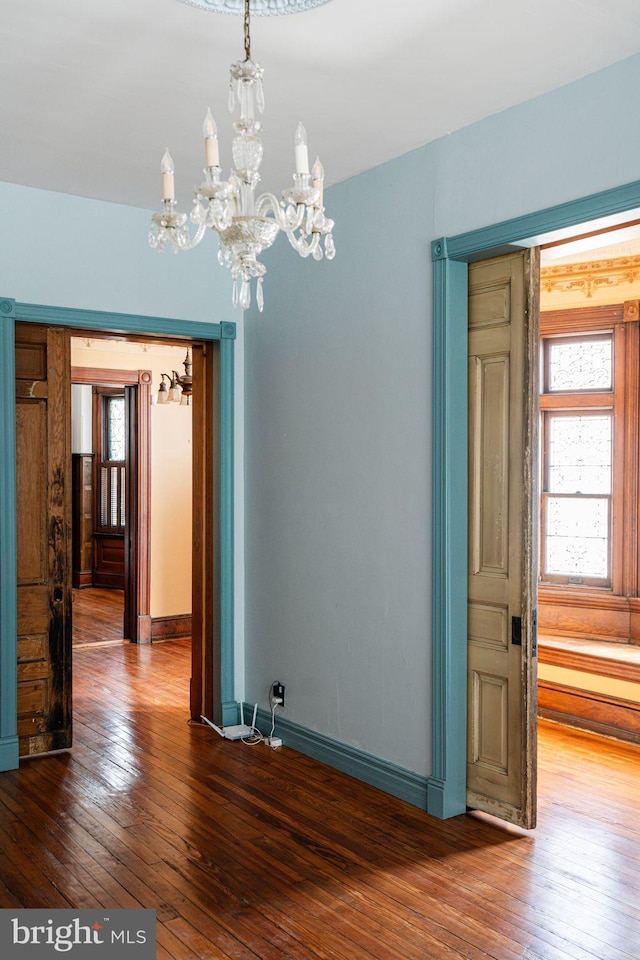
150,0,335,312
177,0,332,15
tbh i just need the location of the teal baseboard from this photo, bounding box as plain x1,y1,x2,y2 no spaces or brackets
247,704,429,809
426,776,466,819
221,700,240,727
0,736,19,772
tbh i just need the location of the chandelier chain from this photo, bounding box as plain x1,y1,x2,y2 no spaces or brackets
244,0,251,61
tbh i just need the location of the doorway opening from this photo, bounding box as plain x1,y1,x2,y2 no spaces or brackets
429,179,640,824
536,220,640,746
69,336,194,653
10,307,230,763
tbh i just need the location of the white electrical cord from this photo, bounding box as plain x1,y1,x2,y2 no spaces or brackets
268,698,282,741
241,724,263,746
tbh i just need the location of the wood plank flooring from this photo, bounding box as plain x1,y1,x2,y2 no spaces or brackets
1,640,639,959
73,587,124,645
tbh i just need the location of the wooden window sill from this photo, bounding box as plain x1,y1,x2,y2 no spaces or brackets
538,633,640,684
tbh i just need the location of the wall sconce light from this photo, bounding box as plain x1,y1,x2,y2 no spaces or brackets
154,348,192,406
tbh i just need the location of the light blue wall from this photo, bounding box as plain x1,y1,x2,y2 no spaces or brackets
243,52,640,780
0,182,232,319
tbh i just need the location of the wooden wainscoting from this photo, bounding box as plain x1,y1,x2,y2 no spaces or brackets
539,680,640,744
151,615,192,642
539,634,640,744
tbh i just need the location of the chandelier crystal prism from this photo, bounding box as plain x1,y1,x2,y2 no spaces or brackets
149,0,335,312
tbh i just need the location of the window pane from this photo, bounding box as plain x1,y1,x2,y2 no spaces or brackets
110,466,119,527
548,337,612,391
107,397,125,461
545,497,609,577
548,415,611,494
100,466,108,526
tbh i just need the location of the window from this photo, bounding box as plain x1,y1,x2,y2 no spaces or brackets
95,388,126,533
106,396,125,462
539,304,639,599
540,333,615,588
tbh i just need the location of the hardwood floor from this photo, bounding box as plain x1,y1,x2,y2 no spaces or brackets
73,587,124,645
1,641,639,959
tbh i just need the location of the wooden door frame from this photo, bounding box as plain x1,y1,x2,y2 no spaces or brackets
428,179,640,820
71,364,152,642
0,300,237,771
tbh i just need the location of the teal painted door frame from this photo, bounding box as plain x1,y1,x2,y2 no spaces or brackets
427,179,640,819
0,298,237,771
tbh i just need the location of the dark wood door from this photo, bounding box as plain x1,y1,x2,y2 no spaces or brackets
124,384,137,642
191,341,219,722
15,323,72,756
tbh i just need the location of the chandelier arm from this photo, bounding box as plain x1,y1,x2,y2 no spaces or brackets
285,229,321,258
172,220,208,251
254,192,280,217
256,193,306,233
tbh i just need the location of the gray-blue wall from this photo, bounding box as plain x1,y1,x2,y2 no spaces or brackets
243,52,640,778
0,183,232,319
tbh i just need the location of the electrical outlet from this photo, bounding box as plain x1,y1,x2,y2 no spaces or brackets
272,681,285,706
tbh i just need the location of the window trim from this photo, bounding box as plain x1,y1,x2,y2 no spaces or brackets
540,301,640,602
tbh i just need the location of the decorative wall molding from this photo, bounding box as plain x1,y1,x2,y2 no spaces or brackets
541,255,640,298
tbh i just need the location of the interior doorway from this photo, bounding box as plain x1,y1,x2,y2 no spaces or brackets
68,336,195,651
12,315,224,759
429,180,640,824
536,221,640,746
71,355,150,646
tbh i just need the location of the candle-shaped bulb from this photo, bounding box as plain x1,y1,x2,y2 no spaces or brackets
294,121,309,175
203,108,220,167
311,155,324,204
161,148,175,202
161,148,174,174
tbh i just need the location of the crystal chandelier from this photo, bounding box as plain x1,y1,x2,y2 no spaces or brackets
149,0,335,312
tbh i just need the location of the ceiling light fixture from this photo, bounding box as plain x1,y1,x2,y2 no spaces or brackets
154,348,193,406
149,0,335,312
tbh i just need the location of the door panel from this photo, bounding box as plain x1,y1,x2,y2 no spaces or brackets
15,324,72,756
191,341,219,723
467,251,539,828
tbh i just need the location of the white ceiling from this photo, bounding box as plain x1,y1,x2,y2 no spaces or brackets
3,0,640,211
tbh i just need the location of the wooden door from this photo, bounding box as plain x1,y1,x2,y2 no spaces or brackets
15,323,72,756
191,341,219,723
467,250,539,828
92,387,126,590
124,384,137,642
